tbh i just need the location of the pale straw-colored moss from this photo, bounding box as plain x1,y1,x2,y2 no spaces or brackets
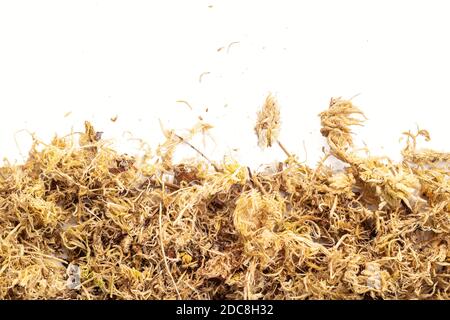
0,96,448,300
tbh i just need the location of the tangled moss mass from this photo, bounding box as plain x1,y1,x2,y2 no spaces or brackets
0,97,449,299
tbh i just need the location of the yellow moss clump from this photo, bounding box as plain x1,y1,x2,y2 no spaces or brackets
255,93,281,149
0,96,449,300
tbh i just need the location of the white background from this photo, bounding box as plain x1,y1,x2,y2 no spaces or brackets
1,0,449,169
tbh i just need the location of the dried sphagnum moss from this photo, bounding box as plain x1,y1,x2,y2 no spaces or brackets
255,94,281,149
0,97,449,300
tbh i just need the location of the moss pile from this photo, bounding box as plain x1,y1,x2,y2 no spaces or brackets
0,97,448,299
